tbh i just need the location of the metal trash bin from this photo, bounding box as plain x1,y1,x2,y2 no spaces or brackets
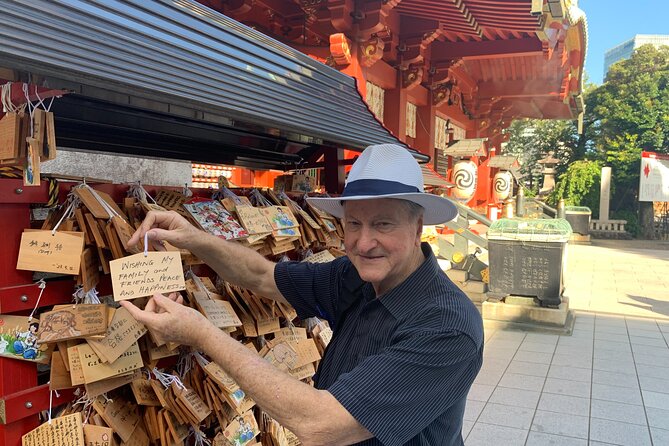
487,218,572,307
565,206,591,236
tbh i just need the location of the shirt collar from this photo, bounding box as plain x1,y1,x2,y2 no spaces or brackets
366,242,441,320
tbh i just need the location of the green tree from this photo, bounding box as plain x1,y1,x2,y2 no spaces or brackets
587,44,669,238
503,118,579,193
550,160,602,217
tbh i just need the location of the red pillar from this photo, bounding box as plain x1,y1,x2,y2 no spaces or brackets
383,73,408,142
415,103,436,158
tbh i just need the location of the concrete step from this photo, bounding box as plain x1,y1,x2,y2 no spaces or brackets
465,291,488,303
457,280,488,294
446,269,469,283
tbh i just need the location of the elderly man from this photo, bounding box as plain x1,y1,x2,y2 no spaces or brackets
123,144,483,446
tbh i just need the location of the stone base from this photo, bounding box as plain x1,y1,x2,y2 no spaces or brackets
483,311,575,336
482,296,572,332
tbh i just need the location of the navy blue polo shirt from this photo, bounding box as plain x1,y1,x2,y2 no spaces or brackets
274,243,484,446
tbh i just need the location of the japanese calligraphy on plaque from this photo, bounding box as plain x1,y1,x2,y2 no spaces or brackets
36,304,108,343
16,230,84,274
22,412,85,446
86,306,147,363
77,342,143,384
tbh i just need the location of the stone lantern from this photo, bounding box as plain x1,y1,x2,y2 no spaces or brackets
538,151,560,195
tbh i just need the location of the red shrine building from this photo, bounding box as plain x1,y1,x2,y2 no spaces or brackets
0,1,586,210
200,0,587,210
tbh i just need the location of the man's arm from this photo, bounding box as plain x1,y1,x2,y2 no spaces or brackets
188,231,286,303
121,294,373,446
199,321,373,445
127,211,286,304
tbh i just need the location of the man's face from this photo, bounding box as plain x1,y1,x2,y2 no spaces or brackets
344,199,422,296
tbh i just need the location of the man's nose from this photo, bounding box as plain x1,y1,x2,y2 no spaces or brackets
356,226,378,252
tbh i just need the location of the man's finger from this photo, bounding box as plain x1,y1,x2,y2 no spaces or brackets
144,296,158,314
152,293,179,313
120,300,161,326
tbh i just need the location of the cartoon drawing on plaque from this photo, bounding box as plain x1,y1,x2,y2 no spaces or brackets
37,311,81,342
13,322,40,359
0,316,49,363
235,417,255,444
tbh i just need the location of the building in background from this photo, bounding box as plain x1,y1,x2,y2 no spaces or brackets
604,34,669,77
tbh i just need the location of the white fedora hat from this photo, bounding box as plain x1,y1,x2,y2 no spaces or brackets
307,144,458,225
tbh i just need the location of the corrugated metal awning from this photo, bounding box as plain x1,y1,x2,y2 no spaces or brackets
444,138,488,157
422,165,454,189
0,0,414,154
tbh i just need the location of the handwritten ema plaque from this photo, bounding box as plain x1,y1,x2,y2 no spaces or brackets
22,412,85,446
109,252,186,301
17,230,84,275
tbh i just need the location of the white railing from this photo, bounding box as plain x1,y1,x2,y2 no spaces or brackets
590,219,627,233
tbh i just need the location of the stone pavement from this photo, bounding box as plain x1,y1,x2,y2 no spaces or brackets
564,240,669,319
464,240,669,445
465,313,669,445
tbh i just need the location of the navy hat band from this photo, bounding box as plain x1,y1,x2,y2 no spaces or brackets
342,179,420,198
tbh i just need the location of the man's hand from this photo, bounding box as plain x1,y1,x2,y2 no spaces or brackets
120,293,211,348
128,210,200,252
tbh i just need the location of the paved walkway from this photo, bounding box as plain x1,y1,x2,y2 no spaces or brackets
465,240,669,445
564,240,669,319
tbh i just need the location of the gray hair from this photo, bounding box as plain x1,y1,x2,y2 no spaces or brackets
395,199,424,224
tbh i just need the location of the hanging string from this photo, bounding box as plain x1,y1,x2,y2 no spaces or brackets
79,184,120,221
250,189,273,207
72,286,85,304
220,185,243,205
50,199,77,235
152,367,186,390
128,181,157,204
176,349,194,378
182,183,193,198
27,279,47,322
188,427,212,446
1,82,25,114
48,389,54,425
72,392,95,425
304,316,322,333
186,270,210,296
84,287,100,305
22,83,37,138
301,249,314,261
286,319,297,337
278,254,290,263
144,232,149,257
193,351,210,368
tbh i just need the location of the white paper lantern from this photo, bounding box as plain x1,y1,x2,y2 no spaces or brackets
493,171,513,203
452,160,478,202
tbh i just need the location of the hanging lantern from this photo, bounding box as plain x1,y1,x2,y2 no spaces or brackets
452,160,478,202
493,171,513,203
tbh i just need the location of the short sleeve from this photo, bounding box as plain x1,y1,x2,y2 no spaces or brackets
327,330,482,446
274,257,349,323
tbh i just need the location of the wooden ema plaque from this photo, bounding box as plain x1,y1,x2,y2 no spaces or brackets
109,252,185,301
36,304,107,343
77,342,143,384
16,230,84,275
22,412,85,446
86,306,147,363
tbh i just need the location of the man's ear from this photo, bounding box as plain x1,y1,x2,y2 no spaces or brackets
415,215,424,245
